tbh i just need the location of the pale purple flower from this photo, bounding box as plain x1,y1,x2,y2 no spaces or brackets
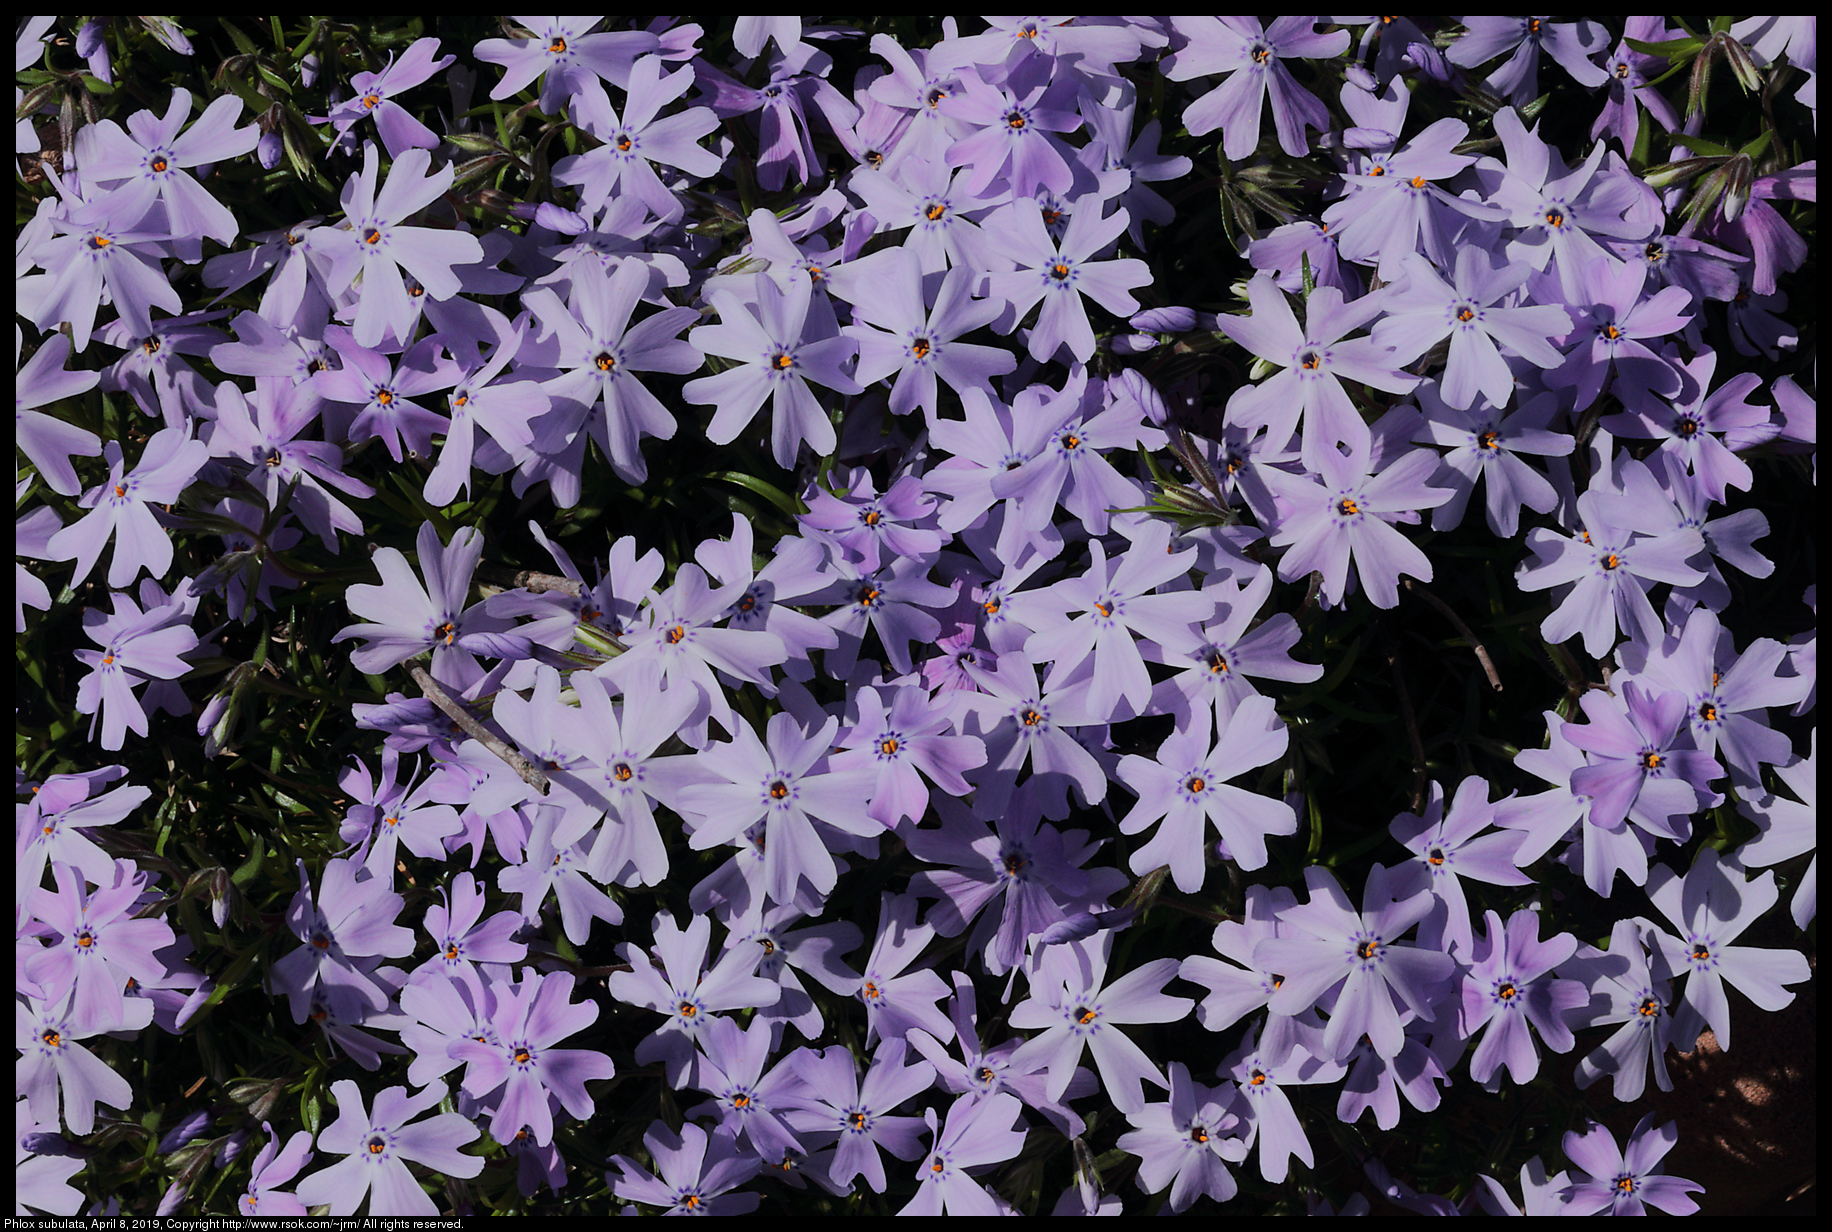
1559,1115,1703,1217
324,38,454,158
16,331,102,496
845,249,1014,419
292,1080,482,1217
1640,847,1812,1052
448,969,615,1146
829,683,984,828
607,912,780,1087
1373,249,1572,411
552,54,721,219
47,426,206,588
1515,487,1707,657
1164,17,1350,159
608,1119,762,1215
676,712,880,907
982,197,1150,364
17,993,136,1136
1388,777,1532,956
853,893,953,1049
1217,272,1418,470
72,87,259,246
1115,694,1295,885
1256,864,1457,1063
321,145,485,349
1264,442,1450,610
1147,565,1322,736
1023,518,1213,721
521,257,699,487
1456,909,1585,1090
684,272,863,469
784,1039,935,1194
1563,681,1720,839
900,1092,1028,1216
1447,17,1609,106
475,19,661,113
1219,1024,1345,1183
1009,933,1192,1115
940,65,1080,201
268,858,413,1024
237,1122,315,1217
71,578,200,752
1565,918,1678,1102
1116,1062,1248,1211
27,860,174,1033
683,1014,809,1160
333,521,525,676
15,767,148,903
1735,737,1816,929
1410,386,1572,538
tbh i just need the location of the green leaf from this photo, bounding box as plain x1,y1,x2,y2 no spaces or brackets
1625,35,1705,59
709,470,804,518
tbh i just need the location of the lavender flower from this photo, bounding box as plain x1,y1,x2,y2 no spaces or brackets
1559,1115,1703,1217
608,1119,762,1215
1165,17,1349,159
292,1080,482,1217
1255,864,1457,1063
324,37,455,158
47,426,207,589
1640,847,1812,1051
1009,933,1192,1115
901,1092,1029,1216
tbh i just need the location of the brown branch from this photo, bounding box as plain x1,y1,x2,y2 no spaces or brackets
407,663,549,795
1404,579,1502,692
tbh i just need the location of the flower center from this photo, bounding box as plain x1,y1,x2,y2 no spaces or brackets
1076,1005,1098,1025
596,352,616,371
1190,1124,1209,1144
1638,996,1660,1016
880,736,899,755
361,92,381,110
616,134,632,152
1456,305,1476,323
1005,109,1027,129
925,201,947,221
1479,429,1501,451
613,762,633,781
666,624,686,644
1615,1174,1637,1194
910,337,931,359
549,37,567,54
769,780,789,800
1357,938,1379,960
1337,497,1360,517
1697,701,1716,722
1185,775,1207,793
856,583,882,608
1640,750,1663,771
1049,261,1071,280
772,351,794,370
1020,707,1044,727
678,1001,698,1018
1601,553,1621,570
1544,207,1565,228
1427,847,1445,866
1496,980,1517,999
367,1135,386,1155
363,226,382,246
1691,942,1710,962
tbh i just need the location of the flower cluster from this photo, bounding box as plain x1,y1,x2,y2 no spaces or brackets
17,14,1814,1218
